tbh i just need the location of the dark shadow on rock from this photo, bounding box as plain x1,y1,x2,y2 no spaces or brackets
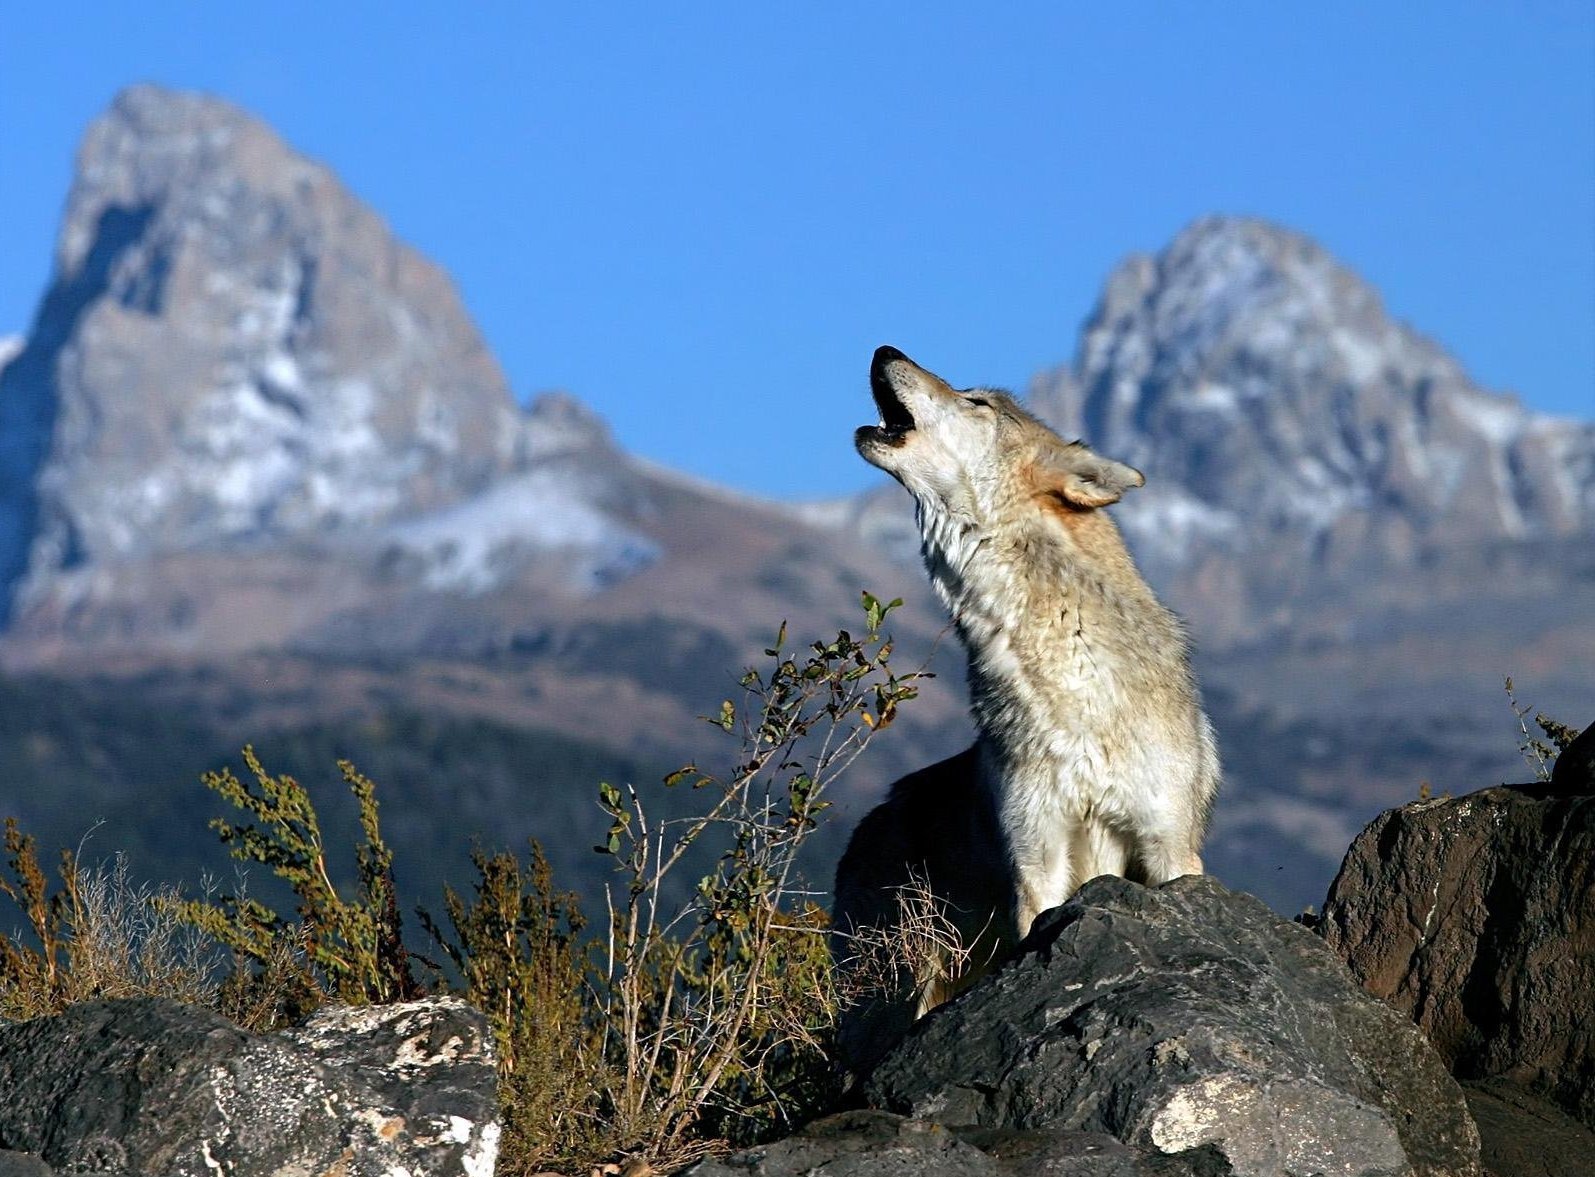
0,204,156,619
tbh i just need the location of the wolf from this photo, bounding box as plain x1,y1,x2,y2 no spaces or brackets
832,346,1219,1067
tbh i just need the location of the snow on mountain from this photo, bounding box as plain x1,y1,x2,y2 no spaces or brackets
1029,216,1595,575
2,86,1589,681
384,469,658,596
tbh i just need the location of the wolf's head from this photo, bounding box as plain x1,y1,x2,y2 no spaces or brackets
856,346,1144,528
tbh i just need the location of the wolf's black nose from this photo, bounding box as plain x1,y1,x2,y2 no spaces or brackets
873,345,908,371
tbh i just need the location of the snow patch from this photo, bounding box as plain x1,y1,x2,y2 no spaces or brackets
260,352,303,393
415,388,459,456
1331,327,1387,384
1447,390,1529,447
1119,488,1241,560
385,471,658,595
1182,382,1241,414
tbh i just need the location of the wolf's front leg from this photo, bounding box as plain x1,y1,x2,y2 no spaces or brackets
1012,843,1074,941
1136,831,1204,885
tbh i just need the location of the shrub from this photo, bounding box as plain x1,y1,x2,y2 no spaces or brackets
418,842,609,1171
427,592,924,1172
1505,676,1581,782
167,748,426,1025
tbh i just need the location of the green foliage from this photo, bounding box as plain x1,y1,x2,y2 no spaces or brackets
581,591,921,1167
421,590,922,1173
169,747,423,1016
419,843,608,1173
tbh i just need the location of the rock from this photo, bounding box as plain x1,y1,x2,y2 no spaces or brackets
679,1110,1233,1176
281,997,500,1168
1461,1079,1595,1177
1551,721,1595,793
0,1153,61,1177
863,874,1480,1177
0,995,498,1176
1320,787,1595,1130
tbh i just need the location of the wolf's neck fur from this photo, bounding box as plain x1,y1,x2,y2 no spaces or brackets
914,494,1177,778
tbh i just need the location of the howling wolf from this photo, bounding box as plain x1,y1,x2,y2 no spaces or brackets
833,346,1219,1067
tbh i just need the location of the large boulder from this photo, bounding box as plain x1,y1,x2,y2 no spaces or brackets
862,874,1480,1177
1320,785,1595,1130
0,996,498,1176
681,1109,1233,1176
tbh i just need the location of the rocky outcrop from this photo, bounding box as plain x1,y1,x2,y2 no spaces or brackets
862,875,1480,1177
0,996,497,1176
1036,216,1595,558
682,1109,1234,1176
1320,786,1595,1130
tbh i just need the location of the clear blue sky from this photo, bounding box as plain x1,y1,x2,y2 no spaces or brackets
3,3,1592,498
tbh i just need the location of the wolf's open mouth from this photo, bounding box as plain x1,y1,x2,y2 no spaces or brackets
864,350,916,445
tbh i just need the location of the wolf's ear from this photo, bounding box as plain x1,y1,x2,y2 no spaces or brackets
1035,443,1145,509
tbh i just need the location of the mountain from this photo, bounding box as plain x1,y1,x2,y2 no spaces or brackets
0,86,969,914
0,86,528,619
1028,215,1595,643
0,87,1588,920
0,86,930,681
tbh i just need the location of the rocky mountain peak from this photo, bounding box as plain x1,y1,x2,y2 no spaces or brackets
1032,216,1594,578
521,391,618,464
0,84,522,616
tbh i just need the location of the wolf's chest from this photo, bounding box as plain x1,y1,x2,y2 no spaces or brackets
998,731,1150,828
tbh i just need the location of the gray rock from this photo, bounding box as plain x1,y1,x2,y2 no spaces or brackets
0,1153,60,1177
0,996,498,1176
1461,1079,1595,1177
0,84,672,652
864,874,1480,1177
281,997,500,1170
680,1110,1233,1176
1552,720,1595,794
1320,786,1595,1129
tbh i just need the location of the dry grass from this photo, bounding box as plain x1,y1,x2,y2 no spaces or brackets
1505,675,1581,782
833,871,975,1016
0,822,221,1023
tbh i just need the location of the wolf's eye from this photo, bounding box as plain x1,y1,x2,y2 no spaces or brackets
965,396,992,409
